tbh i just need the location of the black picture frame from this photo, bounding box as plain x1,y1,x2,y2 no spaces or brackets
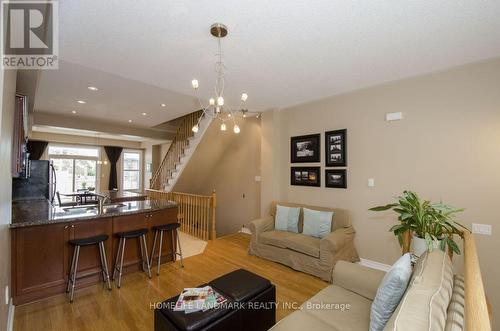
325,169,347,189
325,129,347,167
291,134,320,163
291,167,321,187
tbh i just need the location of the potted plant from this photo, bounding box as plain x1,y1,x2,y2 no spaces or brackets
369,191,468,256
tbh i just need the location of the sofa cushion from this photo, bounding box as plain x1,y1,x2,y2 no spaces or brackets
302,208,334,238
270,284,371,331
383,250,454,331
259,231,293,248
282,233,320,258
275,205,301,233
270,201,350,231
370,253,413,331
445,275,465,331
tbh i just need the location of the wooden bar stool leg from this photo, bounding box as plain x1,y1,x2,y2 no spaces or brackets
117,238,126,288
157,230,164,276
176,228,184,268
141,235,152,279
99,242,112,291
69,246,80,303
150,229,158,268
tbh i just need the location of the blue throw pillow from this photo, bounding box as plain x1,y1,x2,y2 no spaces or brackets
369,253,413,331
275,205,300,233
302,208,333,238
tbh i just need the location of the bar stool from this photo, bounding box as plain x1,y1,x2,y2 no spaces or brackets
150,223,184,276
113,228,151,288
66,234,111,303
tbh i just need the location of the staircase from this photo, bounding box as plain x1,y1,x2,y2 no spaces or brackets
150,110,212,191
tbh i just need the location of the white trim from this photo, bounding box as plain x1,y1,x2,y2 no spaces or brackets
7,298,14,331
358,258,391,272
239,227,252,235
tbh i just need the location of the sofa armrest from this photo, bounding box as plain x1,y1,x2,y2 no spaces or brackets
332,261,386,300
249,216,274,242
319,226,356,264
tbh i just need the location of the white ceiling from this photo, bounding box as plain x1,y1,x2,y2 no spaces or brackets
37,0,500,127
35,61,197,127
31,125,168,143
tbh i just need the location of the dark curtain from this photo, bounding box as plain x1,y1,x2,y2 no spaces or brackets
104,146,123,190
27,140,48,160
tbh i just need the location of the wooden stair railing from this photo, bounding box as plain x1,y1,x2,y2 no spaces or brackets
150,110,203,190
146,189,216,241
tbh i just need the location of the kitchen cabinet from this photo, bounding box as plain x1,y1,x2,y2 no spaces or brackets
11,222,70,305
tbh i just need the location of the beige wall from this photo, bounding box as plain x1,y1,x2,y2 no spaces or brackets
262,57,500,323
0,69,16,331
175,118,262,236
31,131,144,192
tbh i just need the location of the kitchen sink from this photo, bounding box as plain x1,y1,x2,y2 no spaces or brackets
63,203,125,212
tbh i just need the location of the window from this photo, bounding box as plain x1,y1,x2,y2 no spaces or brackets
122,151,141,190
49,145,99,193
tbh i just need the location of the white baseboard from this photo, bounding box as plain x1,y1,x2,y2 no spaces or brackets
7,298,14,331
358,258,391,272
239,227,252,235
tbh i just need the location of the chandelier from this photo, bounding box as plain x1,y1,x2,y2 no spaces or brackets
191,23,255,134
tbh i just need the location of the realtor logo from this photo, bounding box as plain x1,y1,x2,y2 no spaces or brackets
1,0,58,69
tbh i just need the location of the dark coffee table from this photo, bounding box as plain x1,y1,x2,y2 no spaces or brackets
154,269,276,331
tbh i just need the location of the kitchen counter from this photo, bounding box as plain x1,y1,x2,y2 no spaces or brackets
11,198,177,228
11,198,179,305
99,190,148,202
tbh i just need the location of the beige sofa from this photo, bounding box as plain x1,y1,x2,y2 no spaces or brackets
270,250,465,331
249,201,359,282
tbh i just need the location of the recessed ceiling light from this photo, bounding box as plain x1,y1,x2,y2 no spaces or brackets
87,86,98,91
128,119,132,123
161,103,166,107
71,110,77,114
77,100,86,104
141,112,147,116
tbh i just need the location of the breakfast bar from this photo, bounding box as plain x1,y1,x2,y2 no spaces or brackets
11,198,178,305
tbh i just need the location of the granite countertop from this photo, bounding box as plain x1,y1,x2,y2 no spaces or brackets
98,190,147,199
11,199,177,228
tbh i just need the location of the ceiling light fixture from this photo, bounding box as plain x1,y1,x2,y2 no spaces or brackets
71,110,77,114
128,119,132,123
191,23,258,134
161,103,166,107
142,112,147,116
77,100,86,104
87,86,98,91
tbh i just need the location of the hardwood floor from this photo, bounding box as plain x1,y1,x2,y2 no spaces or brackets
14,233,329,331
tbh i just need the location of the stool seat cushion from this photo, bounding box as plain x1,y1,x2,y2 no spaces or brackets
153,223,181,231
209,269,272,302
68,234,108,246
116,228,148,238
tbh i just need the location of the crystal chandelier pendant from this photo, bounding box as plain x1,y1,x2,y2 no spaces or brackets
191,23,251,134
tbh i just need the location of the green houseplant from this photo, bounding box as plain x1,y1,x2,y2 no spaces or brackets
369,191,468,255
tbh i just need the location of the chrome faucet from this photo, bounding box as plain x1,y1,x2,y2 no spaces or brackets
96,194,110,213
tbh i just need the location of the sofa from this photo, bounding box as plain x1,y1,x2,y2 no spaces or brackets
270,250,465,331
249,201,359,282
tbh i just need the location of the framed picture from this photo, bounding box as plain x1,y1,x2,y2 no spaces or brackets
325,129,347,167
291,134,320,163
325,169,347,188
291,167,321,187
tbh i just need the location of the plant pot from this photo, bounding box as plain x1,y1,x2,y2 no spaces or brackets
411,236,441,257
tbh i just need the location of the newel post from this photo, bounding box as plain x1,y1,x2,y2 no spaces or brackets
211,189,217,240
